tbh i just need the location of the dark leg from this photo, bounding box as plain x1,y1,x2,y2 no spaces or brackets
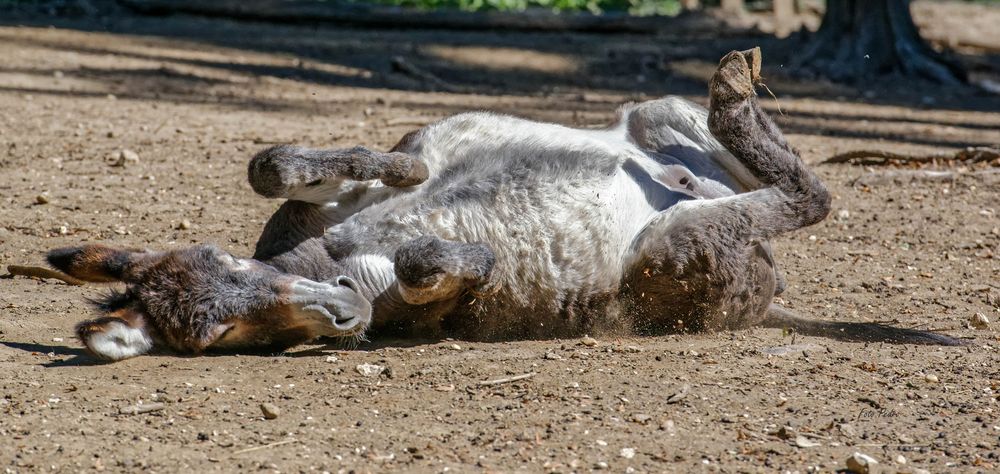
248,144,429,199
707,47,831,233
625,48,830,332
393,236,496,305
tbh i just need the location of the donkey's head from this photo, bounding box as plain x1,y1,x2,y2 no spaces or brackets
47,244,371,360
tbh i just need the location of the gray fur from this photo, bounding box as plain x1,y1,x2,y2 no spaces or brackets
248,145,428,201
49,49,964,360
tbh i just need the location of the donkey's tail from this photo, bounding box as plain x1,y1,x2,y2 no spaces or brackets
761,304,968,346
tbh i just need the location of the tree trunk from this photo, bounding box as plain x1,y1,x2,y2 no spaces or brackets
679,0,700,11
772,0,795,37
792,0,965,84
720,0,744,14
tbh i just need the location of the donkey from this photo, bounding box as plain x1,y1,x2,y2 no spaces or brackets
47,49,964,360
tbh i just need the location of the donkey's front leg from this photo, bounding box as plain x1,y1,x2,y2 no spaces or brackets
393,236,496,305
248,144,429,203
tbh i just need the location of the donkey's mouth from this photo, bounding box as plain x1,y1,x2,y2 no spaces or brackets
289,277,373,336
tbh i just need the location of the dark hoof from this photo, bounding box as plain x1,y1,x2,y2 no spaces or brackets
381,153,429,187
709,47,761,104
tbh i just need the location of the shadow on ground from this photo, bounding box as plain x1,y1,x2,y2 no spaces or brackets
1,6,999,148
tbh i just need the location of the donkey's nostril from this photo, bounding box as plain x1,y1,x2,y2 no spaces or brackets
336,276,359,292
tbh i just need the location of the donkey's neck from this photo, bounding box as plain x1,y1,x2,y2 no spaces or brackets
253,200,399,301
335,253,397,301
259,236,341,280
262,243,395,302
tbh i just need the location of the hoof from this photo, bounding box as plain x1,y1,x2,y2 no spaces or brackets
381,153,429,187
709,47,761,104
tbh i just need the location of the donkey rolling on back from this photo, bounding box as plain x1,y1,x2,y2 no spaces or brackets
48,49,964,360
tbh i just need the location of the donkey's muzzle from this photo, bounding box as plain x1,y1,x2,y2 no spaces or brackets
289,277,372,335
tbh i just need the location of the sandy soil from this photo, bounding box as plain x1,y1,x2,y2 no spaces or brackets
0,3,998,473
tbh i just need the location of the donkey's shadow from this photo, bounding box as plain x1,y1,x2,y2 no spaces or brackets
1,338,442,366
0,341,103,367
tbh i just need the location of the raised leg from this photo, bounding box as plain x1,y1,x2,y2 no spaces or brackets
248,144,429,203
393,236,496,306
707,47,831,231
625,48,830,332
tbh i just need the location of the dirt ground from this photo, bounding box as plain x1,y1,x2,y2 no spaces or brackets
1,2,999,473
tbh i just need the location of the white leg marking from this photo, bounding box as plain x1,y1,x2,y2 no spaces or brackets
86,321,153,360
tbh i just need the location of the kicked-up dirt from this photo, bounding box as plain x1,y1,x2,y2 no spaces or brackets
0,2,998,472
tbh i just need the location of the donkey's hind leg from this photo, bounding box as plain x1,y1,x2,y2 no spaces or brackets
625,48,830,333
247,144,429,203
706,47,830,226
393,236,496,306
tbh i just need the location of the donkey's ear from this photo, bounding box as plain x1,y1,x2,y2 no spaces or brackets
46,245,145,283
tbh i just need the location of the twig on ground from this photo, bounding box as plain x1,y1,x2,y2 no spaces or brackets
822,147,1000,166
385,117,432,127
478,372,537,386
665,384,690,404
233,439,297,455
5,265,86,285
851,168,1000,187
119,402,166,415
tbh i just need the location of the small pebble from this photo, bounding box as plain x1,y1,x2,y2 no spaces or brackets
325,355,338,363
661,419,676,435
794,435,820,448
837,209,850,220
356,363,385,377
845,452,878,474
631,413,651,424
111,149,139,167
924,374,939,383
896,454,906,465
619,447,635,459
544,351,562,360
970,312,990,330
52,337,63,342
448,343,461,351
594,461,609,470
35,193,50,204
259,403,280,420
177,219,192,230
580,336,598,347
776,426,796,440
